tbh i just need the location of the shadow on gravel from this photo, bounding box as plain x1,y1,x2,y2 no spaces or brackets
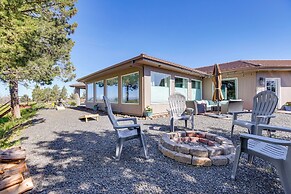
26,126,285,193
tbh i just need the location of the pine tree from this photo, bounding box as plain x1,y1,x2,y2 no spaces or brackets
60,86,68,100
0,0,77,118
51,85,60,101
32,85,43,103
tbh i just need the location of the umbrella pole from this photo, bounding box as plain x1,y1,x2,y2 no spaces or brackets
217,100,220,115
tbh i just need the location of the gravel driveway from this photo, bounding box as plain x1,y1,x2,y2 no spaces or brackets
18,108,291,193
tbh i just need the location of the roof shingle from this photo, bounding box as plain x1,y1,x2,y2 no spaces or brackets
196,60,291,74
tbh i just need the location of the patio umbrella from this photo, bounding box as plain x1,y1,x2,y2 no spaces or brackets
212,64,224,114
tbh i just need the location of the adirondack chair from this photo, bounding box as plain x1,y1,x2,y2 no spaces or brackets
231,90,278,137
103,96,148,161
231,124,291,194
168,93,195,132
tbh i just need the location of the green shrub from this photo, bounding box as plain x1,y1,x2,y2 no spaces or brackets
0,103,44,148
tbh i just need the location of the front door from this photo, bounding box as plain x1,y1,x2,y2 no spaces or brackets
265,78,281,108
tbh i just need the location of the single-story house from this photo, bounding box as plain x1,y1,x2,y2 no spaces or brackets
77,54,207,116
196,60,291,110
76,55,291,116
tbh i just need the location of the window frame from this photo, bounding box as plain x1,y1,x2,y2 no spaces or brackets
174,76,189,99
150,71,171,104
191,79,202,100
106,76,119,104
212,77,238,100
121,71,140,105
86,83,94,102
95,80,104,103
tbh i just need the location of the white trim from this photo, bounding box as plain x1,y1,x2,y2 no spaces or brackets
265,78,281,108
95,80,104,103
211,77,238,99
86,83,94,102
150,71,171,104
175,76,189,80
174,76,189,99
191,79,202,100
121,71,140,105
106,76,119,103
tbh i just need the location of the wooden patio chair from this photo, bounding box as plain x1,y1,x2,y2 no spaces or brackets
231,90,278,137
168,93,195,132
103,96,148,161
231,124,291,194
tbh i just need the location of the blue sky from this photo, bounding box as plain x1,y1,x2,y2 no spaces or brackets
1,0,291,97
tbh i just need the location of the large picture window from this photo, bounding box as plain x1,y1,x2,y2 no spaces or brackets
151,72,170,103
106,77,118,103
122,72,139,103
191,80,202,100
175,77,188,99
95,80,104,102
221,79,237,100
87,83,94,102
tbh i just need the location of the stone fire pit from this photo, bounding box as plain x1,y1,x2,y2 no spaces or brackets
159,131,235,166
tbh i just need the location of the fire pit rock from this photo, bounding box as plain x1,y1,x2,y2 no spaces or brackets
159,131,235,166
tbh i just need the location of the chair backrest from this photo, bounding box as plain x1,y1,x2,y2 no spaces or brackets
251,90,278,124
168,93,187,118
103,96,118,128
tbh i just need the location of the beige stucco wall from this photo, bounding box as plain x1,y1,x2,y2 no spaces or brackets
256,71,291,108
143,66,203,115
84,63,203,116
85,64,144,116
202,77,212,100
202,72,256,110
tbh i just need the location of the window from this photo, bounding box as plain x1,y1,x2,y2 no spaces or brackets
95,80,104,102
191,80,202,100
151,72,170,103
221,79,237,100
122,72,139,103
87,83,94,102
175,77,188,99
106,77,118,103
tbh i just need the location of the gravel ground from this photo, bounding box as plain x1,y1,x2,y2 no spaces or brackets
17,108,291,194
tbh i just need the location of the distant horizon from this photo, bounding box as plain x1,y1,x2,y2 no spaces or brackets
1,0,291,97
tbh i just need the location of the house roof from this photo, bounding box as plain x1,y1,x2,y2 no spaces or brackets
77,54,207,82
69,82,86,89
196,60,291,74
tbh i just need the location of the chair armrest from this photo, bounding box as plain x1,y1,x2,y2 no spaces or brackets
254,115,276,134
230,111,252,115
258,124,291,133
114,124,140,129
231,111,252,120
116,117,137,124
256,115,276,119
240,133,291,146
185,108,195,115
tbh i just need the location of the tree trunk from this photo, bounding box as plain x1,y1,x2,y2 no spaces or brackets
9,80,21,118
126,85,129,102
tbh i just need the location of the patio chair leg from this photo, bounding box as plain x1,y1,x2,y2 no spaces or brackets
170,118,175,132
248,155,254,164
231,125,235,137
191,116,194,130
136,127,143,147
276,163,291,194
115,139,124,161
185,120,187,128
231,144,242,180
140,133,149,159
